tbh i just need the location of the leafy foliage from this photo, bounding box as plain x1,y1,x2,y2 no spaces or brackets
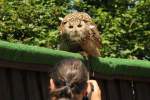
0,0,67,47
0,0,150,60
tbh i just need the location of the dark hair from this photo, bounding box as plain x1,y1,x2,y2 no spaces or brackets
50,59,89,100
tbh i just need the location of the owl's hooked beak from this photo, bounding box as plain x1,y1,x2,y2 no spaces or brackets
74,30,78,34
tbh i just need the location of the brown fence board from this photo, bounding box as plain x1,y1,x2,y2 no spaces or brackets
0,69,11,100
0,59,51,72
119,80,133,100
134,82,150,100
98,80,134,100
11,69,26,100
105,80,121,100
38,73,49,100
25,71,41,100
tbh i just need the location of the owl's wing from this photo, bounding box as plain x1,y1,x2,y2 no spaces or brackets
89,23,101,49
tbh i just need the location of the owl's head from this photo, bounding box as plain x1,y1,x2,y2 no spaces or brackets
60,21,96,41
59,12,96,41
61,20,90,41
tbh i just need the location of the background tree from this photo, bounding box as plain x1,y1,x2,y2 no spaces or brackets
0,0,149,60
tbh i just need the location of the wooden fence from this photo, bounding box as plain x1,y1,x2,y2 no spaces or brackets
0,40,150,100
0,59,49,100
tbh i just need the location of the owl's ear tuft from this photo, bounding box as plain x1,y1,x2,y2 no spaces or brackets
59,17,64,21
89,25,95,29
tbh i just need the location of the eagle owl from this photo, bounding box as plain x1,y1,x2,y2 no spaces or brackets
59,12,101,57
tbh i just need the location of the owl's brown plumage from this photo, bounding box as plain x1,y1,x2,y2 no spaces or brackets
59,12,101,57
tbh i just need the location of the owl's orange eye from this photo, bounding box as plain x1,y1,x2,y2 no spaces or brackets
69,26,73,28
77,24,82,27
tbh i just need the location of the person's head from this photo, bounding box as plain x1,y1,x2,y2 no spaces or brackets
49,59,89,100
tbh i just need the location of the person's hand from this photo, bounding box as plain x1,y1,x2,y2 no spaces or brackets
87,80,101,100
49,79,56,91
